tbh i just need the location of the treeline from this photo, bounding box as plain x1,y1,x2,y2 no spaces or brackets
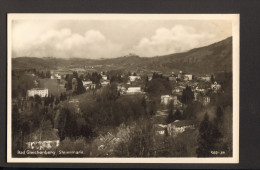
197,105,232,157
55,83,155,143
65,72,86,95
12,70,34,98
12,99,58,156
146,72,173,96
12,69,54,98
81,83,153,128
34,70,51,79
196,73,233,157
81,72,102,85
113,116,196,157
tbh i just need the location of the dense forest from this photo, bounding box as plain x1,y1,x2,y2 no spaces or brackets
12,68,233,157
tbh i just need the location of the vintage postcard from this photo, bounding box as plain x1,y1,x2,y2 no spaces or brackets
7,14,239,163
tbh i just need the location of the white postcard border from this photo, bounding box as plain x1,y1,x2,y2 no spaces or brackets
7,14,240,163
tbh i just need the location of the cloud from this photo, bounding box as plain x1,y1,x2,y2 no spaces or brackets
13,28,123,59
133,25,216,57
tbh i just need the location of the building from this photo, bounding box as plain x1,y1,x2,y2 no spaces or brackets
172,96,183,108
126,87,142,94
172,88,183,96
82,80,93,86
102,75,108,80
82,80,96,90
51,73,61,79
168,76,176,81
161,95,173,105
167,120,196,136
195,86,205,93
177,74,183,79
184,74,193,81
117,85,127,92
27,88,48,98
129,76,141,82
26,140,60,150
54,73,61,79
194,92,199,101
154,124,167,135
211,81,221,92
200,75,211,82
34,80,39,86
202,96,210,105
101,80,110,87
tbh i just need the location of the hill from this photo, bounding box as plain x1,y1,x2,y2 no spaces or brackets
12,37,232,74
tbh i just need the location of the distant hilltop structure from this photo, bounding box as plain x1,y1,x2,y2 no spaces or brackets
27,88,48,98
125,53,139,57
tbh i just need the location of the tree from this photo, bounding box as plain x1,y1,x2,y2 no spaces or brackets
75,77,86,95
65,74,73,90
196,112,212,157
211,75,215,83
196,112,222,157
46,71,51,78
149,100,157,116
173,109,182,121
126,119,154,157
34,95,42,104
40,71,45,78
182,102,202,120
181,86,194,104
73,71,78,78
60,93,64,101
215,106,224,127
141,96,147,116
166,100,174,124
147,77,172,97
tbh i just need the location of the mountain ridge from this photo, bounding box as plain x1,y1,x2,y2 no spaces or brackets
12,37,232,74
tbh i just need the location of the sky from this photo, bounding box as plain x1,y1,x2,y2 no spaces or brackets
11,15,232,59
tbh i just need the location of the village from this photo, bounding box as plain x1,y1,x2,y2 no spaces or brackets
12,65,227,157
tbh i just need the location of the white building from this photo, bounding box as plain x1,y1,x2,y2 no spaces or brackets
102,75,108,80
129,76,141,82
126,87,142,94
154,124,167,135
211,81,221,91
195,86,205,93
168,76,176,81
82,80,93,86
51,73,61,79
184,74,193,81
101,81,110,87
26,140,60,150
27,88,48,98
161,95,173,105
200,75,211,82
167,120,195,136
203,96,211,105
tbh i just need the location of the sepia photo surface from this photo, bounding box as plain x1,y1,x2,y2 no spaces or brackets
7,14,239,163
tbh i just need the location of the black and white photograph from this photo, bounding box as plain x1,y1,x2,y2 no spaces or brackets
7,14,239,163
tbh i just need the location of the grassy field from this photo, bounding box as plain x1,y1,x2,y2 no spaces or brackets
38,78,66,97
